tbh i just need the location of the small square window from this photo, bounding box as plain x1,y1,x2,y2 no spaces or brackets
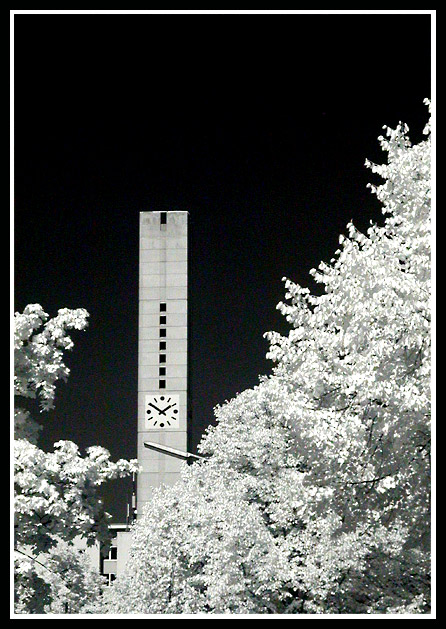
159,354,166,363
110,547,117,560
159,341,166,351
159,379,166,389
160,212,167,225
160,303,167,312
160,315,167,325
159,366,166,376
160,328,166,338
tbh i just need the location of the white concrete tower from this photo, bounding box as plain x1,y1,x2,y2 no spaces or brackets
137,211,189,517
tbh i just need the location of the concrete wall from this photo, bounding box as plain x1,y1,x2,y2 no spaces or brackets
137,211,189,516
116,531,133,576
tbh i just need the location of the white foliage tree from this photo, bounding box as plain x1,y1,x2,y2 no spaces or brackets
263,102,431,612
100,102,431,614
100,457,293,613
14,304,90,444
14,439,138,555
13,304,139,614
15,541,106,614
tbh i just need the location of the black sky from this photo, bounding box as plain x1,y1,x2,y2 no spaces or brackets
13,12,431,521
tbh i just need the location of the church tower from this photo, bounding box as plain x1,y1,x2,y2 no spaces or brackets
137,211,189,517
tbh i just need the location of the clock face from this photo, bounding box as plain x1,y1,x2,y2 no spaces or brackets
145,394,180,430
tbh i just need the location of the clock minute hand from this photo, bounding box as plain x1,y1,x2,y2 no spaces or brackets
148,403,163,413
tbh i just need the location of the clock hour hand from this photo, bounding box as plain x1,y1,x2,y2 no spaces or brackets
160,404,176,414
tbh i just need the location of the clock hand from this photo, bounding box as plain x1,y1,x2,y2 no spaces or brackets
160,404,176,414
149,403,171,416
148,403,163,413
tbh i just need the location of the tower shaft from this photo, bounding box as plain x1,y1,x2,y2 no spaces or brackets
137,211,189,516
